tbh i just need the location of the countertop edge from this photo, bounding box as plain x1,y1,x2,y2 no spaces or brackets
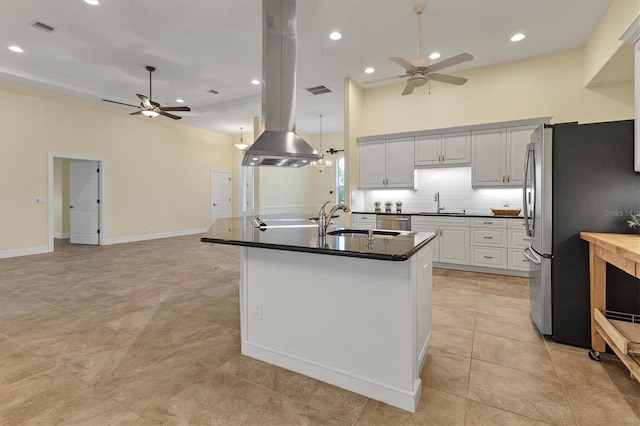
201,233,436,262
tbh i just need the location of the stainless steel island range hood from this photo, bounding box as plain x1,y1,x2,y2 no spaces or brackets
242,0,322,167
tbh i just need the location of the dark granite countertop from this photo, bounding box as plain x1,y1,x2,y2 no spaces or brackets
352,211,524,219
201,213,435,261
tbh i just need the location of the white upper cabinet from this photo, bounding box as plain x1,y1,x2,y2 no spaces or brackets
415,132,470,167
359,140,387,188
359,137,415,188
506,125,537,186
472,125,536,187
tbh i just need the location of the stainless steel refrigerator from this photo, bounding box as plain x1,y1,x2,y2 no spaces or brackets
523,120,640,347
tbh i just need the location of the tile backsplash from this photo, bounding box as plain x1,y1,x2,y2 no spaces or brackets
352,167,523,215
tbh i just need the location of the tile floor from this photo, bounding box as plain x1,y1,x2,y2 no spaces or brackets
1,236,640,425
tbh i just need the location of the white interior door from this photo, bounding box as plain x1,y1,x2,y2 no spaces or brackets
211,170,231,226
70,161,100,245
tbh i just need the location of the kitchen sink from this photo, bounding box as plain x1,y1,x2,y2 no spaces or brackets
327,229,401,238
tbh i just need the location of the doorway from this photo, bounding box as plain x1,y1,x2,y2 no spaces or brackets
48,154,105,252
210,170,231,237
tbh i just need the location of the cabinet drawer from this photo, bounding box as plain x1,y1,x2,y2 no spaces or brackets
472,247,507,268
412,216,470,227
352,214,376,222
508,229,531,249
471,218,506,228
508,218,527,229
508,249,531,271
471,228,506,247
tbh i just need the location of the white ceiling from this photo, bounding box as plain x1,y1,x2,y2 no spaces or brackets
0,0,614,137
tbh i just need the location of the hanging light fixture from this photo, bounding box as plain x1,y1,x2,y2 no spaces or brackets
234,127,249,150
310,115,333,172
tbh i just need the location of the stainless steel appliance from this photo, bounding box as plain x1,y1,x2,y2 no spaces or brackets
522,120,640,346
376,215,411,231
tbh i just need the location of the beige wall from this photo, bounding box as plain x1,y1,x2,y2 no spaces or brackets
583,0,640,86
344,78,365,207
360,48,634,138
0,81,232,253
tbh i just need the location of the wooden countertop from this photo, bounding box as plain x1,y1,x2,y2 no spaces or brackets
580,232,640,265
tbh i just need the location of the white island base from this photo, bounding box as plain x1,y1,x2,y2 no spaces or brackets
239,243,433,412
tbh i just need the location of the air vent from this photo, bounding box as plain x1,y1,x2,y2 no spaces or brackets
207,89,219,95
31,20,56,33
305,85,332,95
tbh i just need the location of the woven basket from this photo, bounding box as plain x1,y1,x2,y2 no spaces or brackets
491,208,521,216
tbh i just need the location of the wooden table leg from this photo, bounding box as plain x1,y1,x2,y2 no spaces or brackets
589,243,607,352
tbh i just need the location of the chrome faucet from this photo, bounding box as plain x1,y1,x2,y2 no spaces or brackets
435,191,445,213
318,201,350,236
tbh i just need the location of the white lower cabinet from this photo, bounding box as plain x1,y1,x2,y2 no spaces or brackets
351,214,376,230
507,219,531,271
413,215,529,275
471,218,507,269
412,216,470,265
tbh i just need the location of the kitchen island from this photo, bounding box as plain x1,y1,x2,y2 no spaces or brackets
201,214,436,412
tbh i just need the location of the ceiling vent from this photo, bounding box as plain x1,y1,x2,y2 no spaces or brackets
305,85,332,95
31,20,56,33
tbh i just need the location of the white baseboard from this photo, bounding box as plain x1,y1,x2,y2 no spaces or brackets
434,262,529,278
242,341,421,413
103,228,208,245
54,233,70,239
0,246,49,259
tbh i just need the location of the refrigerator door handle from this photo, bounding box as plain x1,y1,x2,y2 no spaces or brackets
523,245,542,265
522,143,536,238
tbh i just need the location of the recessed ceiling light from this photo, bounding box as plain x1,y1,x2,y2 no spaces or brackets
251,79,260,85
84,0,99,5
429,52,441,60
511,33,525,42
8,45,23,53
364,67,375,74
329,31,342,41
176,98,184,103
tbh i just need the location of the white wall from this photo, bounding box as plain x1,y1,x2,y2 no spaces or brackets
361,167,522,215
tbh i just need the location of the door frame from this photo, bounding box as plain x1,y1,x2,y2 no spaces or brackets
48,153,106,252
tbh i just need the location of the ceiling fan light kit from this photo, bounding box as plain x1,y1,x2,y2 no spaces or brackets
364,4,473,95
102,65,192,120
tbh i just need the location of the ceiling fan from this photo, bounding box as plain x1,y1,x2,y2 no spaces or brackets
365,4,473,95
102,66,191,120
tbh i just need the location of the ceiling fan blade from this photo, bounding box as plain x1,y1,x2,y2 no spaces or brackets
401,83,416,96
390,57,417,72
102,99,140,108
150,100,161,108
137,94,152,108
159,106,191,112
426,53,473,73
364,75,408,85
428,73,468,85
158,111,182,120
129,111,143,116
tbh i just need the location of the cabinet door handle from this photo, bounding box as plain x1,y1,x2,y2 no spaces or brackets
483,221,493,225
483,256,493,259
483,236,494,239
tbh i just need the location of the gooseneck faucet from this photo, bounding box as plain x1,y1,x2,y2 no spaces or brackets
435,191,445,213
318,201,350,236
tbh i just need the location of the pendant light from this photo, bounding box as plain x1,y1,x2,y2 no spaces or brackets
310,115,332,172
234,127,249,150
